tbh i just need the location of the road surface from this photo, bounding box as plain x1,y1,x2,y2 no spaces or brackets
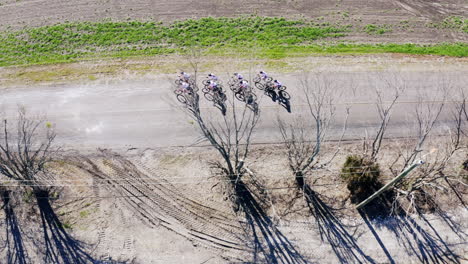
0,70,466,150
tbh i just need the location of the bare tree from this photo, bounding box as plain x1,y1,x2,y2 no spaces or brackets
390,85,467,214
363,72,406,161
173,59,261,206
278,72,348,185
0,107,56,192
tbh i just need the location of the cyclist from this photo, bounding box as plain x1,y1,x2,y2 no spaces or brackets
207,73,218,81
272,79,283,90
259,71,268,80
239,80,250,91
239,80,256,104
207,80,219,92
179,71,191,82
234,72,244,80
179,81,192,93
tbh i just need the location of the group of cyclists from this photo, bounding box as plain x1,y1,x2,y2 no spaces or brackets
175,70,291,114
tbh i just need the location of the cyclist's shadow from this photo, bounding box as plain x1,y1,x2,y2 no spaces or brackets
234,180,307,264
278,96,291,113
264,89,291,113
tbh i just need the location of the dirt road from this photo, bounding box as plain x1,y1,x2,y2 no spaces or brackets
0,56,466,151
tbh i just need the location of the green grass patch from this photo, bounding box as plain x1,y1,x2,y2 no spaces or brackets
428,16,468,33
79,210,90,218
0,17,348,66
0,17,467,67
254,43,468,59
364,24,392,35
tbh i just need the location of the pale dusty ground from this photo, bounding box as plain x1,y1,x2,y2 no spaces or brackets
1,140,466,263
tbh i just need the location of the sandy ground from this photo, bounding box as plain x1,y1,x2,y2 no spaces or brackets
1,142,466,263
0,0,467,43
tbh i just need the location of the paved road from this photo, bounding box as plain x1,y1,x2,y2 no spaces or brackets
0,71,466,150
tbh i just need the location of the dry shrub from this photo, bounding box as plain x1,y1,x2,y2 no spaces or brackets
341,155,382,203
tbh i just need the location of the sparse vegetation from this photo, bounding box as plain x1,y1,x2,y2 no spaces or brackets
0,17,347,66
1,17,467,66
80,210,89,218
428,16,468,33
364,24,392,35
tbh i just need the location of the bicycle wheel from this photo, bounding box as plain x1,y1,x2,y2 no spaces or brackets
202,79,210,86
228,78,237,87
279,90,290,100
255,82,265,90
266,77,273,82
230,84,239,92
175,79,182,85
253,76,261,83
202,87,210,94
278,85,287,91
204,93,214,102
235,92,245,102
177,94,187,104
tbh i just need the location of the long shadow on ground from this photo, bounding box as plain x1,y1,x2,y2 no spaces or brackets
295,177,375,264
1,190,28,264
235,180,308,264
34,190,95,264
358,189,464,264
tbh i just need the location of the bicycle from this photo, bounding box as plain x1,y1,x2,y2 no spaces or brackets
174,86,199,107
253,75,273,84
203,85,228,116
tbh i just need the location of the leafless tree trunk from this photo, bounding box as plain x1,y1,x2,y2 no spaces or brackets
278,72,349,185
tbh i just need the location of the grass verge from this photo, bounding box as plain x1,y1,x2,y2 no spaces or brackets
0,17,467,67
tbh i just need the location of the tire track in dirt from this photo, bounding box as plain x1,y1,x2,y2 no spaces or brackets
393,0,467,18
92,177,111,262
73,154,249,261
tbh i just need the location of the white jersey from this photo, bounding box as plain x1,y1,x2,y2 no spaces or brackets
181,72,191,80
208,74,218,81
240,80,250,89
209,81,218,88
181,82,190,89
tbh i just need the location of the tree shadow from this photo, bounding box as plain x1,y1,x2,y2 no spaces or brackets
1,189,28,264
34,190,95,264
235,180,308,264
295,177,375,264
358,189,464,264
